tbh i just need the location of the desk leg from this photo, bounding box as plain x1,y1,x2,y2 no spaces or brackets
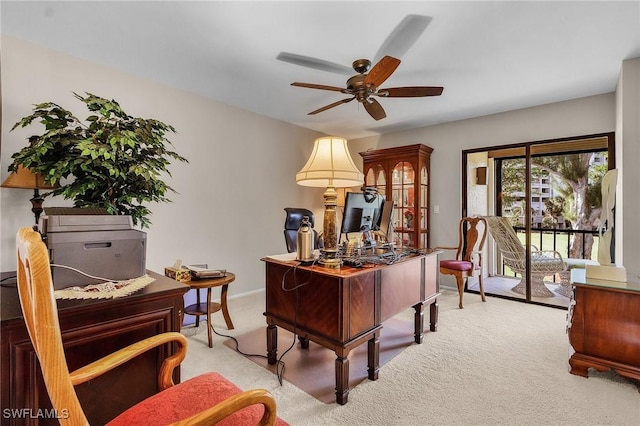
429,299,439,332
267,324,278,365
335,353,350,405
413,302,425,344
220,284,235,330
367,330,380,381
298,336,310,349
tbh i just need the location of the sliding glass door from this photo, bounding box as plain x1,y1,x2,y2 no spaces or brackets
462,133,614,308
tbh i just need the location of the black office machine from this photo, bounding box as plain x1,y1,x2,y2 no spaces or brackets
39,208,147,289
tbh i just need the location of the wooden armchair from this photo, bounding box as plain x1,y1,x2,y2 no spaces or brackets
435,217,488,309
485,216,566,297
15,227,288,426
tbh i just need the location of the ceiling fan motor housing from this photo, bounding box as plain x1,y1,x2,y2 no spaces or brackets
352,58,371,74
347,75,374,101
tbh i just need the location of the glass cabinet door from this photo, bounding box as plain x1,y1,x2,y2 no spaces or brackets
392,161,415,248
419,165,429,248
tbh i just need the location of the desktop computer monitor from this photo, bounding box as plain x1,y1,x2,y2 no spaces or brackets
377,200,395,242
340,190,385,237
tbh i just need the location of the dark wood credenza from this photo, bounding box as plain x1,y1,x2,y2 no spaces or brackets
568,275,640,389
1,270,188,426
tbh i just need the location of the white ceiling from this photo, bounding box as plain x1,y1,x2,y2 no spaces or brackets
2,1,639,140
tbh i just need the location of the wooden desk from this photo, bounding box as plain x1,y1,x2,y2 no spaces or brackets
182,273,236,348
1,270,188,425
568,274,640,389
262,251,440,404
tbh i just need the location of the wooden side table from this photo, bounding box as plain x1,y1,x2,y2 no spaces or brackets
182,272,236,348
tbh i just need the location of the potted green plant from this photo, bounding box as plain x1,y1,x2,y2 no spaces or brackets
8,92,188,228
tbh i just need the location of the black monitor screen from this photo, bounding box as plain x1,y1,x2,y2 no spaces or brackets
340,191,385,235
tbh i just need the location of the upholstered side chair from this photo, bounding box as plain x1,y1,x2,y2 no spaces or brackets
435,217,488,309
15,227,288,426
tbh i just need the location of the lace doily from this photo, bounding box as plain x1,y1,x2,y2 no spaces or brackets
54,274,155,300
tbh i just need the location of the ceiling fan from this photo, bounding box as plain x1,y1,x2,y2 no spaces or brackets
277,15,444,121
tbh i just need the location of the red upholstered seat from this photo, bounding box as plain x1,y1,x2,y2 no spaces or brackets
440,260,475,272
108,372,289,426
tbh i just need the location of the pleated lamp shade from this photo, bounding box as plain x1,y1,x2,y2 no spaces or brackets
296,136,363,188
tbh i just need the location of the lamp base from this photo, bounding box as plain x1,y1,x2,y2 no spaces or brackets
319,249,342,269
319,258,342,269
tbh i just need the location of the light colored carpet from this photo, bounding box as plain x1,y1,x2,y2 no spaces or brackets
221,317,414,404
181,288,640,425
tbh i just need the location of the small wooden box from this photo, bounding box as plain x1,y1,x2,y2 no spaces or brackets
164,267,191,282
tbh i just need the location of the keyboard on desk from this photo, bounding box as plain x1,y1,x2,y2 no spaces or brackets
341,251,398,268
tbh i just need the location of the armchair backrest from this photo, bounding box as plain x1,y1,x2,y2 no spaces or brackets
485,216,527,270
283,207,318,253
457,217,488,263
16,227,87,425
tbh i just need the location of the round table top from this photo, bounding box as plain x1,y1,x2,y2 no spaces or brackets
186,272,235,289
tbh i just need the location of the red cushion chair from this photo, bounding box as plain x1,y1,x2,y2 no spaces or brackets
108,372,289,425
435,217,488,309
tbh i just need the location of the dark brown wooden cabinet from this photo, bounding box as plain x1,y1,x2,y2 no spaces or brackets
360,144,433,248
568,279,640,386
1,271,188,425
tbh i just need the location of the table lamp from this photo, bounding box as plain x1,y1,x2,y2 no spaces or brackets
296,136,364,268
1,165,59,228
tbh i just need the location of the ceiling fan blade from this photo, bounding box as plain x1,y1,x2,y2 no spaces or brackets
308,97,355,115
292,82,347,92
378,86,444,97
363,98,387,121
277,52,353,75
374,15,432,62
364,56,401,88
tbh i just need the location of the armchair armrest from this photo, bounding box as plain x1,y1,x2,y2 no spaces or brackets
170,389,277,426
70,332,187,390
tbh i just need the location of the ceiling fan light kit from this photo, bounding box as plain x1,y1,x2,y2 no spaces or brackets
280,14,444,121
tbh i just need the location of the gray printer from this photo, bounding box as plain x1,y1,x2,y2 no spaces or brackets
39,208,146,290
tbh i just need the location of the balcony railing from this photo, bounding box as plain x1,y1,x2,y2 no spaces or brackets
512,226,600,260
499,226,600,280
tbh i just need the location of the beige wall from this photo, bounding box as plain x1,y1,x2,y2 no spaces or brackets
0,36,325,294
616,58,640,282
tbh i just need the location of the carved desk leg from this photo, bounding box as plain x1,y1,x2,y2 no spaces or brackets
430,298,439,332
298,336,310,349
413,302,425,344
335,353,350,405
266,324,278,365
367,330,381,381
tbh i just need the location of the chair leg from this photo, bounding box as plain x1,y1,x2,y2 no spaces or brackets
455,274,464,309
478,275,486,302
